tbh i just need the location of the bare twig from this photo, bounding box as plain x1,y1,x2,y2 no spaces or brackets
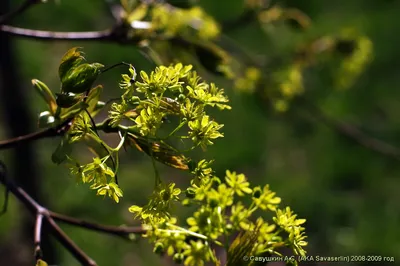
45,216,98,266
0,164,96,265
0,160,146,265
0,119,72,150
222,14,400,162
49,211,146,239
296,97,400,160
0,25,114,41
0,0,42,25
34,214,44,260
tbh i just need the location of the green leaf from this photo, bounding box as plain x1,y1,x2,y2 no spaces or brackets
127,4,148,22
59,47,85,83
38,111,55,128
51,137,73,165
32,79,57,115
59,102,88,120
86,85,104,117
128,205,142,214
61,63,104,94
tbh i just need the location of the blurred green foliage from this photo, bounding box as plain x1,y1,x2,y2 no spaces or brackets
1,0,400,265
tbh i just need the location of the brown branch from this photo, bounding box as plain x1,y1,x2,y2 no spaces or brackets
0,128,58,149
34,214,44,260
0,118,72,150
45,216,97,266
0,25,114,41
0,0,41,25
296,97,400,160
49,211,146,239
0,164,96,265
0,116,130,151
3,24,397,164
0,161,146,265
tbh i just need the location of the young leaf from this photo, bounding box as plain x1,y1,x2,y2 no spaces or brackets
127,4,148,22
61,63,104,94
86,85,104,117
32,79,57,115
59,47,85,83
59,102,88,120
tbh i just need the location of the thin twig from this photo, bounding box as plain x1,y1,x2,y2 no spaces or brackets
0,160,146,265
49,211,146,239
0,0,41,25
34,214,44,260
45,216,97,266
0,128,57,149
296,97,400,160
0,25,114,41
0,165,97,265
0,119,72,150
0,116,123,151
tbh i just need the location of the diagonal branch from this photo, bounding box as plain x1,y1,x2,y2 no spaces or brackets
0,160,146,265
0,162,97,265
296,97,400,160
49,211,146,240
0,0,42,25
0,118,72,150
45,216,97,266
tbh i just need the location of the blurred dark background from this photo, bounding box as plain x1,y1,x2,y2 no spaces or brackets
1,0,400,265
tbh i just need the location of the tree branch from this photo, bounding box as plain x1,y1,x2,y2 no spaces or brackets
296,97,400,160
0,119,72,150
0,160,146,265
0,25,114,41
0,0,41,25
45,215,97,266
34,214,44,260
49,211,146,240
